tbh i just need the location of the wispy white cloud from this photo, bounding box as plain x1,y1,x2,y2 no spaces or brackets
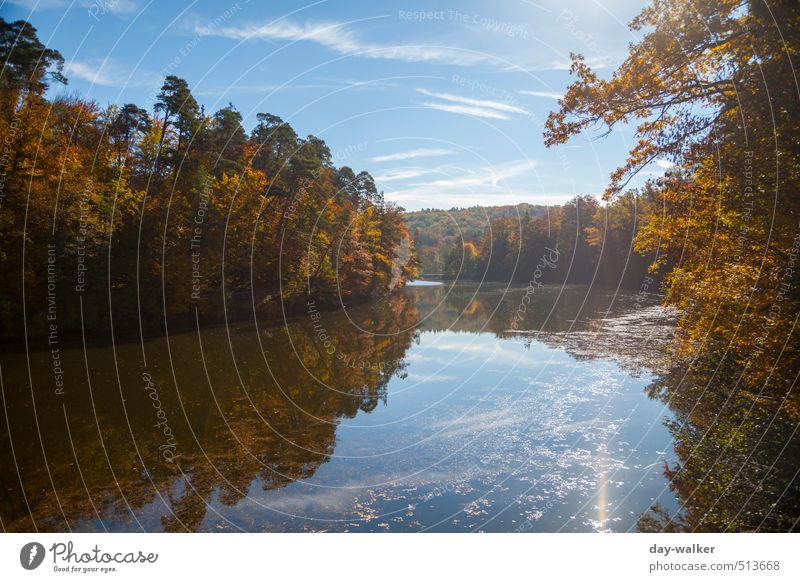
548,54,617,71
373,167,433,182
64,59,158,88
370,148,455,163
416,88,531,121
385,159,541,207
199,19,492,66
517,89,563,100
416,89,529,115
374,163,486,187
420,101,511,120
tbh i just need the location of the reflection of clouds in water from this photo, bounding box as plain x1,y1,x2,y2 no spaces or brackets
1,284,679,532
220,338,668,531
432,409,526,439
418,331,579,369
422,338,503,354
253,483,368,518
254,292,671,531
403,372,462,383
404,352,450,365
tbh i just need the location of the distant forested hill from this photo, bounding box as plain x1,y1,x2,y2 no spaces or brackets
406,193,664,289
405,204,548,274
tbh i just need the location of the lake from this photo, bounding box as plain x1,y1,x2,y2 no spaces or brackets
0,283,681,532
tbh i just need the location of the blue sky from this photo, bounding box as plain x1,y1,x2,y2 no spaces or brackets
1,0,668,210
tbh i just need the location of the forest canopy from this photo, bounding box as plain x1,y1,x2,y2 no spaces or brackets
0,17,418,339
544,0,800,409
544,0,800,531
409,194,660,288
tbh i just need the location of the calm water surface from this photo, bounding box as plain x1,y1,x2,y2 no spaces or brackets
0,283,680,532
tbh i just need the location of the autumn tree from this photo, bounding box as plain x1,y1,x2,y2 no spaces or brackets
544,0,800,401
0,17,415,338
543,0,800,530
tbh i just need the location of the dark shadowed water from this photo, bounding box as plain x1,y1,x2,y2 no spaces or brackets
0,283,681,532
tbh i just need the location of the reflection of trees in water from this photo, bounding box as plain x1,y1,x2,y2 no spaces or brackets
412,283,673,374
2,284,796,532
637,358,800,532
410,283,626,335
414,283,800,532
0,293,419,532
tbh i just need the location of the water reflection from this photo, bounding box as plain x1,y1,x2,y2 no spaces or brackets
0,294,419,532
636,360,800,532
1,283,795,531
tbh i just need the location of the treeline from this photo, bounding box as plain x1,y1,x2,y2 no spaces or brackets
405,203,547,273
546,0,799,530
0,18,417,339
431,191,660,288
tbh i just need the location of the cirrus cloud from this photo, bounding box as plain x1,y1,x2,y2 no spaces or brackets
198,18,495,67
370,148,456,163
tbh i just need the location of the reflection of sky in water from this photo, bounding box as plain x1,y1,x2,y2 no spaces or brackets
203,328,678,532
0,284,680,532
